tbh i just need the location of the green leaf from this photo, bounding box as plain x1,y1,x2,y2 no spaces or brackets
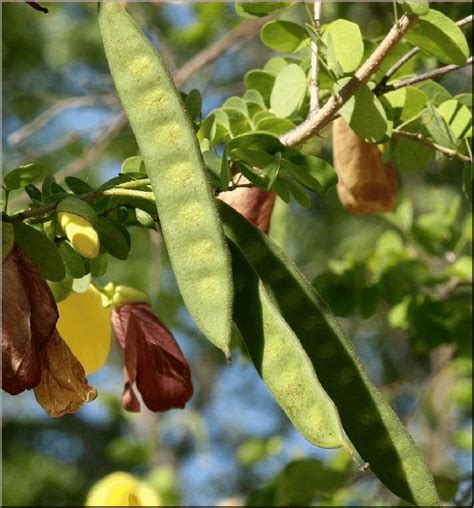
223,96,249,117
96,218,130,260
223,108,252,137
260,20,307,52
398,1,430,16
420,103,456,147
90,254,108,277
383,86,428,123
41,174,56,199
324,32,344,78
255,116,295,135
59,242,87,279
24,184,42,202
463,164,472,202
48,278,73,303
235,1,289,18
120,155,146,174
3,163,50,191
243,89,266,108
220,146,231,191
263,56,289,76
13,222,65,282
65,176,94,195
338,81,389,142
395,136,434,171
322,19,364,74
454,93,473,111
270,63,307,118
202,150,223,187
288,179,311,207
275,459,347,506
405,10,469,65
437,99,472,139
283,154,337,192
227,132,284,155
184,88,202,121
271,178,291,203
135,208,156,228
244,70,275,105
415,80,451,106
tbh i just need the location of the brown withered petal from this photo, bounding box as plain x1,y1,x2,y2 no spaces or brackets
2,246,58,395
34,330,97,417
112,303,193,412
218,175,276,234
332,118,398,215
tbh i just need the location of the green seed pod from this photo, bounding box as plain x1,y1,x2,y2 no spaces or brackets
230,241,344,449
99,3,233,358
2,222,14,262
57,198,100,260
218,201,440,507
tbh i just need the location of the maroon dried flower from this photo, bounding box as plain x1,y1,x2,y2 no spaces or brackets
112,301,193,412
2,246,58,395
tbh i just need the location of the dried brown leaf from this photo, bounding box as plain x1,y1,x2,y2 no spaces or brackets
332,118,398,214
34,330,97,417
218,176,276,234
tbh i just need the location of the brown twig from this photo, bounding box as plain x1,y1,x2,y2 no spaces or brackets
380,57,473,94
394,129,472,163
8,94,118,146
173,16,271,86
279,14,418,147
309,0,323,113
57,112,128,179
375,15,473,94
53,16,267,182
8,177,153,222
26,1,48,14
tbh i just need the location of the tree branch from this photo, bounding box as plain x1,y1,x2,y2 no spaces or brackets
394,130,471,163
53,16,267,182
381,57,473,94
279,14,418,147
309,0,323,113
7,94,118,146
8,177,153,223
173,16,271,86
375,14,473,94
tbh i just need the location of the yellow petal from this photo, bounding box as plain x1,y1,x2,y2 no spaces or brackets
86,472,161,506
58,212,100,259
57,286,112,374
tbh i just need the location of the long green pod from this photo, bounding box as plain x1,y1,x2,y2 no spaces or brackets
219,202,439,507
230,242,344,449
99,3,233,357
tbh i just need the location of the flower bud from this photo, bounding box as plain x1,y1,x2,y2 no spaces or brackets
57,198,100,259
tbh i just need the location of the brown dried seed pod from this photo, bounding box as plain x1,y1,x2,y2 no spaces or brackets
332,118,398,214
218,175,276,234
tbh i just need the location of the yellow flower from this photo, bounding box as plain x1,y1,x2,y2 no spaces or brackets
85,472,161,506
57,286,111,374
